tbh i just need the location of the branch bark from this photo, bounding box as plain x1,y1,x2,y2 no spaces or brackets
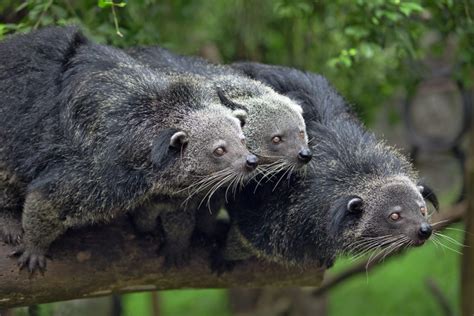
312,202,466,297
0,219,325,309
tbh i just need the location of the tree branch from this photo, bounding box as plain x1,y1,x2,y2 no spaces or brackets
0,219,325,309
425,278,453,316
312,202,466,296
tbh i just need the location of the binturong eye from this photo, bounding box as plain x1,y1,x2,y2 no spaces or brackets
389,212,400,221
272,136,282,144
347,197,363,213
420,206,428,217
214,147,226,157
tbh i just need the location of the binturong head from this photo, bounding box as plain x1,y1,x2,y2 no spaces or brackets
148,77,258,202
331,176,439,254
215,76,313,172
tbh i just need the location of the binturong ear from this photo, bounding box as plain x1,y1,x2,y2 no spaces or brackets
233,109,247,128
328,196,364,237
417,184,439,211
292,103,304,115
170,131,188,149
151,128,184,168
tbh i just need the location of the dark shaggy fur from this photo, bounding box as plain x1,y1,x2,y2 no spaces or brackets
213,62,438,269
0,26,254,272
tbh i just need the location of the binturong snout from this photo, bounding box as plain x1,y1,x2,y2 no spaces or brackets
298,148,313,163
418,222,433,240
245,154,258,171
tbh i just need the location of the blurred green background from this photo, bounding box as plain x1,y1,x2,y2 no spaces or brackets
0,0,472,315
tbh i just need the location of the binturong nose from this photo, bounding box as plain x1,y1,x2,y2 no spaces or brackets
298,148,313,163
245,154,258,171
418,222,433,240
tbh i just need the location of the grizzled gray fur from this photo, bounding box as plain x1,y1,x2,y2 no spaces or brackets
211,63,439,271
0,26,255,272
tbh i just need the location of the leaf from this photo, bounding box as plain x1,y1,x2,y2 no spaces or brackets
359,43,377,58
399,2,423,16
97,0,126,8
97,0,111,8
344,26,370,39
383,11,401,22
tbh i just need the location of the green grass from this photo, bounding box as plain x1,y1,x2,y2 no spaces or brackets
123,293,153,316
328,224,464,316
159,289,230,316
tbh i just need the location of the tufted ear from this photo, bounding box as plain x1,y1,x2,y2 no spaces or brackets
418,184,439,211
347,197,364,213
292,102,304,115
232,109,247,128
151,128,182,168
328,198,348,237
328,195,364,237
217,89,247,111
170,131,188,149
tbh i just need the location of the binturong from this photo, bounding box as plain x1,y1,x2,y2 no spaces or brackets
127,47,313,247
214,62,439,270
127,46,313,172
0,26,256,273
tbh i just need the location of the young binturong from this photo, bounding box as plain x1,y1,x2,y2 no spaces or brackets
212,62,439,270
0,26,257,272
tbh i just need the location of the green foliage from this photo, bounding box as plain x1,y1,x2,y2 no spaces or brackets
0,0,472,123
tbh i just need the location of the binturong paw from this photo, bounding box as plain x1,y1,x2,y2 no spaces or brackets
0,222,23,245
210,251,238,276
9,245,47,274
157,243,191,269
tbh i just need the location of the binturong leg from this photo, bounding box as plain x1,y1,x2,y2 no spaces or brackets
131,203,168,236
211,223,254,274
0,168,25,244
0,210,23,245
10,189,66,273
158,205,196,268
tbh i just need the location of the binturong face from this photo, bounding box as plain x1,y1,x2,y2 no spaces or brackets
237,92,313,174
215,81,313,172
331,176,439,256
162,106,258,205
